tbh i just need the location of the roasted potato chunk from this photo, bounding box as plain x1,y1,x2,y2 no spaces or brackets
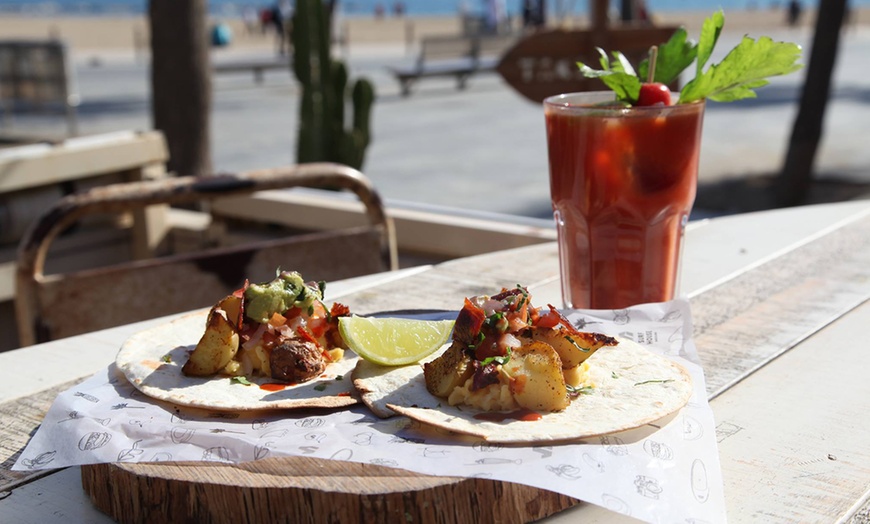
532,328,615,369
182,310,240,376
502,341,569,411
214,293,243,329
424,341,473,398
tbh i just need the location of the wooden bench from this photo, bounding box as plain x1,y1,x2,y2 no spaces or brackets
212,58,291,84
0,40,79,136
389,34,518,97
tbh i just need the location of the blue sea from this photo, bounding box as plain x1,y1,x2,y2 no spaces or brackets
0,0,866,18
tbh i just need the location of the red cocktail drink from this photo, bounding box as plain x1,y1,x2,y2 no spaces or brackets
544,92,705,309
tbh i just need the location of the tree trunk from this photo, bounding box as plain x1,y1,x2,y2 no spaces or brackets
775,0,847,207
149,0,212,178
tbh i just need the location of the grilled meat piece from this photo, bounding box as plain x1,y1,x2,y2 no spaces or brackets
269,338,326,383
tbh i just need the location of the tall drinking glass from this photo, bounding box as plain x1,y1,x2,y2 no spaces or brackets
544,92,705,310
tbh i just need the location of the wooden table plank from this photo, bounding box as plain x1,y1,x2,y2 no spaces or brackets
691,212,870,397
711,299,870,522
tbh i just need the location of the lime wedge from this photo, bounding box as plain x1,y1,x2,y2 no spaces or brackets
338,315,455,366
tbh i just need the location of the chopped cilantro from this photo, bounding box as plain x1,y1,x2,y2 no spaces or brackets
634,379,674,386
567,384,595,396
231,376,252,386
314,383,328,391
161,354,172,363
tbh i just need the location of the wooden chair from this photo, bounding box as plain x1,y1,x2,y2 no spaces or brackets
15,163,397,346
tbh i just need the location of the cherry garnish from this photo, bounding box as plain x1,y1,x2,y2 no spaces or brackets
637,82,672,106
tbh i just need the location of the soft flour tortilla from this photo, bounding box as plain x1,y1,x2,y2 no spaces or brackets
353,338,692,443
116,310,359,411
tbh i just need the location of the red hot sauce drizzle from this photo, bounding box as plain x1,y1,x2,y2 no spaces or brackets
259,383,291,392
473,408,542,423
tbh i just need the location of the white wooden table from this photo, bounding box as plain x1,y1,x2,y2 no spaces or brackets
2,200,870,523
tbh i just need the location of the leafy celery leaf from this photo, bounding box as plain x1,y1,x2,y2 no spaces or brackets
696,10,725,75
578,61,641,103
680,36,802,103
611,51,637,76
638,27,697,85
595,47,611,70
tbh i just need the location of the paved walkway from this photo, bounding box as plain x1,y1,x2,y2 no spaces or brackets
5,25,869,221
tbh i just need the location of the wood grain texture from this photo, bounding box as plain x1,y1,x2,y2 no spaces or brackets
711,300,870,522
81,458,580,523
691,212,870,397
0,378,85,491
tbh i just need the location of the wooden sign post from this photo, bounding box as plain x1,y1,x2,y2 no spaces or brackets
497,0,678,103
497,27,678,103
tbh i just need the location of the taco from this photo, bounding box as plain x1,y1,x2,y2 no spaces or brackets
116,271,358,411
352,287,693,443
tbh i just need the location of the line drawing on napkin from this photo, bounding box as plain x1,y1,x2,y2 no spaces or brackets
305,432,327,443
79,431,112,451
352,432,373,445
330,448,353,461
74,391,100,403
582,453,605,473
683,415,704,440
260,428,288,439
252,419,269,430
546,464,581,480
634,475,663,499
170,427,196,444
210,428,245,434
296,417,324,429
643,439,674,461
369,458,399,467
691,459,710,503
422,447,449,457
202,446,231,462
658,309,682,323
150,452,173,461
600,435,628,455
601,493,631,515
118,439,144,461
254,445,270,460
57,411,81,423
299,446,318,454
20,450,56,469
571,317,601,330
467,458,522,466
111,403,145,410
613,310,631,325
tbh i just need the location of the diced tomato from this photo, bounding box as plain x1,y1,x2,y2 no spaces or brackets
296,326,320,346
284,306,302,319
308,316,327,337
330,302,351,318
455,298,486,346
535,308,562,329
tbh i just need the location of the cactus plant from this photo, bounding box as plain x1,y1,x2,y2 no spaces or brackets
292,0,375,170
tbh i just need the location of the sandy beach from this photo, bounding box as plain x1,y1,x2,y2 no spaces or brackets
0,7,866,53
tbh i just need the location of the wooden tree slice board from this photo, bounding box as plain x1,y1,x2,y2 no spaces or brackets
81,457,581,523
